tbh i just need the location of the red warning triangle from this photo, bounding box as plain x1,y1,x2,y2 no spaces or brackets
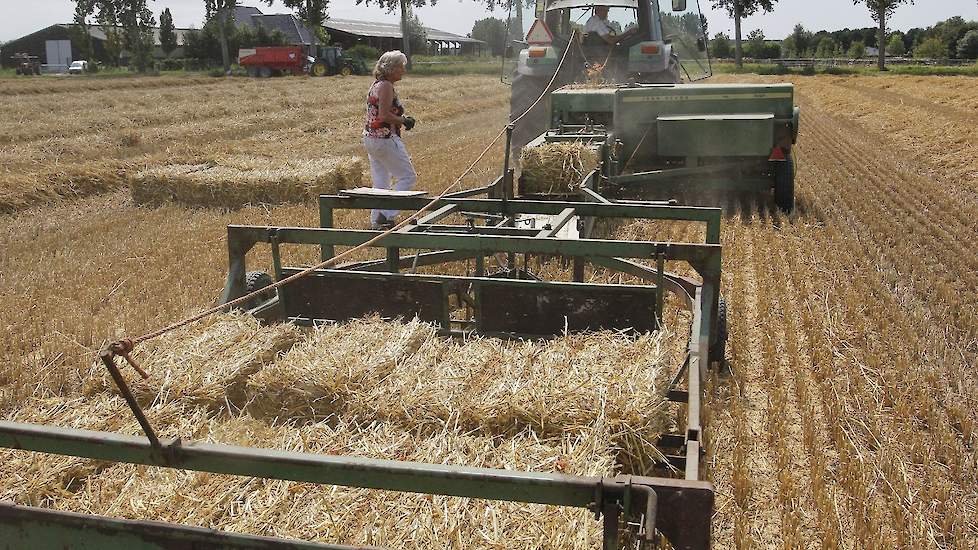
526,19,554,45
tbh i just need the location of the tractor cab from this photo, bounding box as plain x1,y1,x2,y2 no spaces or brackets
506,0,711,153
507,0,710,82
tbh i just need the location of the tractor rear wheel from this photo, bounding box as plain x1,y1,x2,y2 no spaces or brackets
510,73,552,162
311,62,326,77
709,297,727,365
773,153,795,213
244,271,274,309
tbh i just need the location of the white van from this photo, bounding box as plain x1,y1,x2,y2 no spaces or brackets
67,60,88,74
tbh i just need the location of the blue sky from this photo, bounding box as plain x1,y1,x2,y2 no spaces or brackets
1,0,975,42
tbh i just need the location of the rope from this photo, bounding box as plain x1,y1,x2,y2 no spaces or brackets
123,35,580,354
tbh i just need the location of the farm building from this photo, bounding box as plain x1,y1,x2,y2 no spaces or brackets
324,18,486,55
234,6,319,47
0,24,192,71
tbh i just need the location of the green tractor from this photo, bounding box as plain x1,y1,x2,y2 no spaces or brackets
508,0,800,212
309,46,369,77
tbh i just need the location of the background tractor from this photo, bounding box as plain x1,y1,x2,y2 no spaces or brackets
507,0,800,212
309,46,369,77
12,53,41,76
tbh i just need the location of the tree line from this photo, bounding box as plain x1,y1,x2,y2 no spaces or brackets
711,16,978,62
709,0,974,70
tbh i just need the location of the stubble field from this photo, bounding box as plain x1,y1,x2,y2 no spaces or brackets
1,72,976,549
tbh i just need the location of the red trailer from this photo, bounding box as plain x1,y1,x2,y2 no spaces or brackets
238,46,308,77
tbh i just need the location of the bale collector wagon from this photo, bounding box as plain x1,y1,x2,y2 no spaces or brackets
0,149,724,547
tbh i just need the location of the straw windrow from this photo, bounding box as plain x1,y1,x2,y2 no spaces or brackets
130,155,364,209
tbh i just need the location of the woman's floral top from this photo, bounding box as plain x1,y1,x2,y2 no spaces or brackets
364,79,405,139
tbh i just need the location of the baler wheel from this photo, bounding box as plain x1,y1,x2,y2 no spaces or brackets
773,153,795,213
244,271,274,309
709,297,727,365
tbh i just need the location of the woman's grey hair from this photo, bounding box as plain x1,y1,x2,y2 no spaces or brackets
373,50,408,80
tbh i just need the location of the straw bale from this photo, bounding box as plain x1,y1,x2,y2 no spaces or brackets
246,317,675,442
520,142,600,194
130,155,364,209
243,317,432,422
86,313,302,412
53,416,617,549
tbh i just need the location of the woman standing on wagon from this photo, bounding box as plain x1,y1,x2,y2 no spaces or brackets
363,50,417,229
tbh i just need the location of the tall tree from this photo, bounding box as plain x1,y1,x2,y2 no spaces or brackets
914,37,946,59
712,0,779,68
788,23,814,57
711,32,733,59
117,0,157,72
159,8,177,57
957,30,978,59
400,0,412,67
71,0,96,64
815,36,839,58
204,0,272,73
99,4,125,67
852,0,913,70
471,17,506,57
405,9,428,56
73,0,155,71
886,33,905,56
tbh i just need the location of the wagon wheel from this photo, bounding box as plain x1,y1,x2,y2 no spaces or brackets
311,62,327,77
247,66,259,78
243,271,274,310
258,66,272,78
340,65,353,77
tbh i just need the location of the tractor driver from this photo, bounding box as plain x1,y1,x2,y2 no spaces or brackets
584,5,638,46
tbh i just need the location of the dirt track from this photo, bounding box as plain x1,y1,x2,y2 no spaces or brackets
1,73,976,548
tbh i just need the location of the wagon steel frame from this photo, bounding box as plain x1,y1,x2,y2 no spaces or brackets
0,177,722,549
